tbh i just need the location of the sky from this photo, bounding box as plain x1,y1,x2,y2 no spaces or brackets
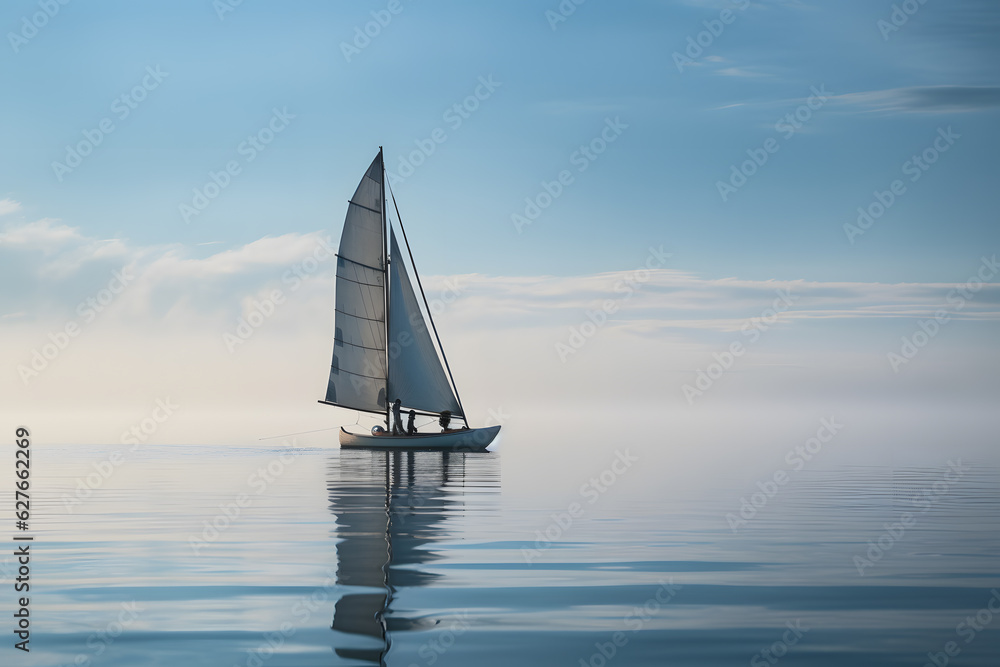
1,0,998,464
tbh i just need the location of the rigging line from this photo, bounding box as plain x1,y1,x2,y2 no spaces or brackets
385,178,469,425
336,338,384,352
336,253,383,273
333,306,382,323
258,426,340,441
332,366,386,381
317,400,385,416
335,271,382,289
347,199,382,216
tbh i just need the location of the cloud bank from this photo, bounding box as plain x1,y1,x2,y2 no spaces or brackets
2,210,998,445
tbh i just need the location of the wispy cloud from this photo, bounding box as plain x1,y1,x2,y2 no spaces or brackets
715,66,772,78
425,270,1000,336
0,199,21,217
0,218,138,279
832,86,1000,114
0,218,82,249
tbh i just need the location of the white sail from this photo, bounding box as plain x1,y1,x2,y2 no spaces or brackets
325,154,387,413
387,230,462,416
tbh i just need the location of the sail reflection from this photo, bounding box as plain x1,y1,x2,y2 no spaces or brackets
327,449,500,664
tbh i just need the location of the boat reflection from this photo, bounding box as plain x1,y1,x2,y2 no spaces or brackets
327,449,500,664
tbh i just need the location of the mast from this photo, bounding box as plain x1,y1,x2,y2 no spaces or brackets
386,181,469,426
380,146,390,431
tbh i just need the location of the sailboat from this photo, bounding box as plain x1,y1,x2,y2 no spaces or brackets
318,148,500,451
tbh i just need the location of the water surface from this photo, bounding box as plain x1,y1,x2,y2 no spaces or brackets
14,444,1000,666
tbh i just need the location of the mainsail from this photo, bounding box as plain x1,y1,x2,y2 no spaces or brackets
324,154,387,413
387,230,463,416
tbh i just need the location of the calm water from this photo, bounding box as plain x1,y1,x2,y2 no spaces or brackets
14,444,1000,666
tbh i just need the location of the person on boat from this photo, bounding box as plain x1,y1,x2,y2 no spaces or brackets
439,410,452,433
391,399,405,435
407,410,417,436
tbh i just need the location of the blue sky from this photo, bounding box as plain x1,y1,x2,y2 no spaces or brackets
2,0,998,283
1,1,999,448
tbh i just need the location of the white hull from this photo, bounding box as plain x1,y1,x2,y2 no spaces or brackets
339,425,500,451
